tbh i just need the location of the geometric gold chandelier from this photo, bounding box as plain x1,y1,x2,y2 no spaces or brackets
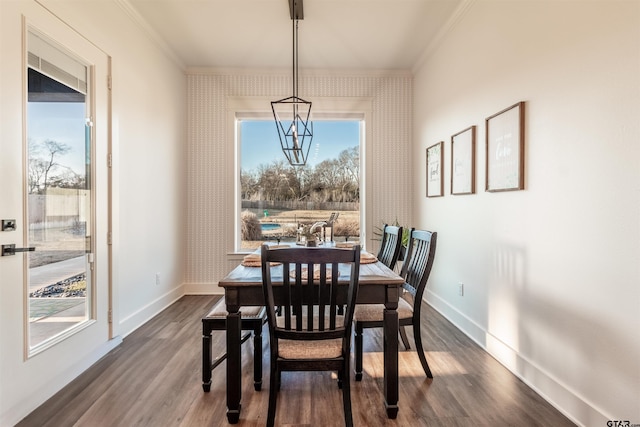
271,0,313,166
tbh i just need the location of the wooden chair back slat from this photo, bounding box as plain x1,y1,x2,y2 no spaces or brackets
261,245,361,340
400,229,437,302
377,224,403,270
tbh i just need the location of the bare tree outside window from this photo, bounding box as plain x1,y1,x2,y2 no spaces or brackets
239,120,361,250
28,138,75,194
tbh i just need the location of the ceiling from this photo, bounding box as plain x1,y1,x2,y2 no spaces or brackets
124,0,465,71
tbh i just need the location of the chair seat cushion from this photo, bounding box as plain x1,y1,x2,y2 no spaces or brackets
354,297,413,322
279,338,342,359
204,298,265,319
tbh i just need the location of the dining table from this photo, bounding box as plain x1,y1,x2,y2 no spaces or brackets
218,243,405,423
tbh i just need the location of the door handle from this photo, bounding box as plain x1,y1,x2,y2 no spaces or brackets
1,244,35,256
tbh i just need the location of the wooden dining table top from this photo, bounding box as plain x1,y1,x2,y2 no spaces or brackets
219,244,405,288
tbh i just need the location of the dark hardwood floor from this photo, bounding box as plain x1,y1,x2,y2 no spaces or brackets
17,295,576,426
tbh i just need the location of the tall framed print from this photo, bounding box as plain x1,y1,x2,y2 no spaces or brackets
426,141,443,197
485,101,525,192
451,126,476,195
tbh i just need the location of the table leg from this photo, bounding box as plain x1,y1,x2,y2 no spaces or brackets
226,309,242,424
202,324,212,392
383,302,399,418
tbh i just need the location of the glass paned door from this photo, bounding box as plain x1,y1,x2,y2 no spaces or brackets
26,31,93,351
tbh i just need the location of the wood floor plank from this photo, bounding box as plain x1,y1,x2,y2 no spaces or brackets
16,295,576,427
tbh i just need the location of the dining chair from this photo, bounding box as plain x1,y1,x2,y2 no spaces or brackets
376,224,403,271
260,244,361,427
201,297,266,392
354,229,437,380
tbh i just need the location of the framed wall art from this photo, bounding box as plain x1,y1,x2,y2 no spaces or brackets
485,101,525,192
426,141,443,197
451,125,476,195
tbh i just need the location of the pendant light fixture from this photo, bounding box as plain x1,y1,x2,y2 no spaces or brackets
271,0,313,166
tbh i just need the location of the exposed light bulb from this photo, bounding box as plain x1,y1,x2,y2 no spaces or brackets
292,126,299,148
291,124,300,162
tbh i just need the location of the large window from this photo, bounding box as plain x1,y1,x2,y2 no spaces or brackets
238,119,361,251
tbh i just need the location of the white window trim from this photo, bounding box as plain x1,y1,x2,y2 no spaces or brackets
227,96,373,253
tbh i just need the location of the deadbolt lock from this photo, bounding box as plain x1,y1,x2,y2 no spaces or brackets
1,219,16,231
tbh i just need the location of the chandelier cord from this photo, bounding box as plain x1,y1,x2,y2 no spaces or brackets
293,18,299,117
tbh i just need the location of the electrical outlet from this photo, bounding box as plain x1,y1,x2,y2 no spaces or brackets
458,282,464,296
155,273,161,286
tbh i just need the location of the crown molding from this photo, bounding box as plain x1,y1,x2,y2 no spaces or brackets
114,0,186,71
186,67,413,78
412,0,476,74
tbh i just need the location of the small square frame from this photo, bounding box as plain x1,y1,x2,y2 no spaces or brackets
485,101,525,192
451,126,476,195
426,141,444,197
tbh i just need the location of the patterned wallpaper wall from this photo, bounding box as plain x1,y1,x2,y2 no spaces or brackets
186,71,412,290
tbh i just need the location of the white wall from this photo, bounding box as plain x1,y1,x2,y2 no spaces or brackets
413,1,640,425
98,2,188,337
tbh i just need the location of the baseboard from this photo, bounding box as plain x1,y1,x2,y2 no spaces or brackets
118,284,184,338
425,290,606,427
183,282,224,295
4,336,122,427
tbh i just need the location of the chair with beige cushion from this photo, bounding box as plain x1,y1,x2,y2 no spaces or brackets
260,244,361,427
201,298,266,392
354,229,437,380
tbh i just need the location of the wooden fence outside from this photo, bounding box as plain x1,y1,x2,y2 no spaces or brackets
241,200,359,212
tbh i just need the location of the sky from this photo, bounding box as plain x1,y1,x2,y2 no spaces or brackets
28,109,361,176
28,102,87,175
240,120,360,172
